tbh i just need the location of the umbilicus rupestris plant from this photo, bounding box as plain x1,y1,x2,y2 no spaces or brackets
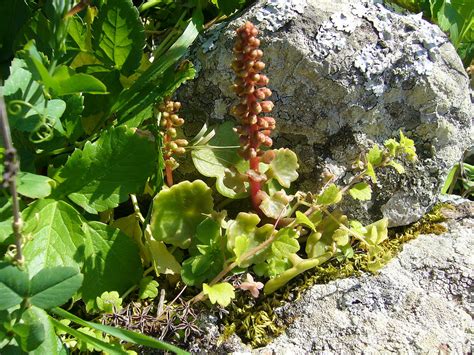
231,21,276,212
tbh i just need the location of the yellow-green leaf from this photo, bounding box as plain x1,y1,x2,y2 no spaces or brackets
202,282,235,307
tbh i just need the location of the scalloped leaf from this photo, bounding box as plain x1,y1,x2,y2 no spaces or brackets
138,276,159,300
215,168,249,199
367,145,383,166
349,182,372,201
272,228,299,258
226,213,274,267
92,0,145,75
202,282,235,307
150,180,214,248
317,183,342,205
364,218,388,246
96,291,122,314
259,190,292,219
268,148,299,188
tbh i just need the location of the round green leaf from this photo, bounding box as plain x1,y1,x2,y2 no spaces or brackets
202,282,235,307
268,148,299,188
349,182,372,201
317,183,342,205
150,180,214,248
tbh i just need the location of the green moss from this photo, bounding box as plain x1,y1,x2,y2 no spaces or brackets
221,203,449,348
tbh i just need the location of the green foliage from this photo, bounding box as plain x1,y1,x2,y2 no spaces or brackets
203,282,235,307
0,0,420,351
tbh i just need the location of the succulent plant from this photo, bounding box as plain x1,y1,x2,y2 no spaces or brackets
231,21,276,211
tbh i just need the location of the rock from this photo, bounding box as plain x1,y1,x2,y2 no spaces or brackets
178,0,473,227
211,211,473,353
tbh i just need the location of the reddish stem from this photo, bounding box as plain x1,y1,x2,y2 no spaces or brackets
249,123,261,211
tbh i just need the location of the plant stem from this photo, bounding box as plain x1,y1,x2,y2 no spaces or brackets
0,96,23,264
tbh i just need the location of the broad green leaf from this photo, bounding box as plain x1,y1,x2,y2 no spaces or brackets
366,145,383,166
268,148,299,188
80,222,143,311
53,126,157,213
62,94,85,142
28,307,59,355
259,190,292,219
112,213,150,263
216,169,249,199
272,228,300,258
317,183,342,205
295,211,316,231
349,182,372,201
305,210,347,258
92,0,144,75
191,121,241,178
52,66,107,95
150,180,213,248
349,220,367,235
51,307,188,354
17,172,54,199
96,291,122,314
0,262,29,309
29,267,83,309
13,308,45,352
202,282,235,307
138,277,159,300
22,199,85,275
148,240,181,275
67,15,89,52
21,41,58,92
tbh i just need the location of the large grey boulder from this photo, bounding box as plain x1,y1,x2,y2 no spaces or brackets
178,0,473,226
194,202,474,353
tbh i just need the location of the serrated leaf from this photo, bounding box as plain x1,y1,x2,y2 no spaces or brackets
29,267,83,309
92,0,145,74
349,182,372,201
96,291,122,314
53,126,157,213
349,220,367,235
295,211,316,231
268,148,299,188
202,282,235,307
0,262,29,310
150,180,213,249
17,172,54,199
332,228,350,246
191,121,241,178
387,160,405,174
272,228,299,258
259,190,292,219
399,131,417,162
384,138,400,157
148,240,181,276
317,183,342,205
81,222,143,311
367,144,383,166
138,277,159,300
22,199,86,275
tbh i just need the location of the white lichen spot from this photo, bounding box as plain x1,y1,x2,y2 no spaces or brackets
255,0,307,31
330,13,361,33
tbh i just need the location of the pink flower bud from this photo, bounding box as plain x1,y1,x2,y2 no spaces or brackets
260,101,274,112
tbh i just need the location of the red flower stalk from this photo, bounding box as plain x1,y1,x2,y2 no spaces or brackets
157,99,188,186
231,21,275,212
